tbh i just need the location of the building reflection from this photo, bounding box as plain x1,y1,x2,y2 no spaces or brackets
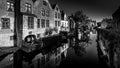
0,30,113,68
21,43,69,68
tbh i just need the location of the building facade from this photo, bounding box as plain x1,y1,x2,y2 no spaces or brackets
0,0,69,48
112,6,120,30
0,0,14,47
20,0,38,40
60,11,69,32
33,0,53,38
0,0,58,47
51,4,61,33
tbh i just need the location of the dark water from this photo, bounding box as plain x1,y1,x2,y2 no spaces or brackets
58,32,108,68
0,32,109,68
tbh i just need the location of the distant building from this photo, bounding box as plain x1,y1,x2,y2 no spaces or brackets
51,4,61,33
68,16,76,33
60,10,69,32
112,6,120,29
33,0,53,38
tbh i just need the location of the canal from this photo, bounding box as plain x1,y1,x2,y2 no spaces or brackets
0,31,109,68
58,32,108,68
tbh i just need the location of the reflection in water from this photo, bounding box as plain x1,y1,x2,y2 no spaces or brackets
0,31,111,68
73,43,87,57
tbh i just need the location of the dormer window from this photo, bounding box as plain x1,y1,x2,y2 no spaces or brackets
7,1,14,12
25,3,32,13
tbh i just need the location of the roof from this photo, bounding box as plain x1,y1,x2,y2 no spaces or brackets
112,6,120,19
61,10,65,20
32,0,37,3
51,4,57,9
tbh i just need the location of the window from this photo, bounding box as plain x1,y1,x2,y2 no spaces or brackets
46,53,50,63
41,19,45,28
7,1,14,12
25,3,32,13
1,18,10,29
46,20,49,27
55,57,57,64
37,59,40,68
55,21,57,27
37,34,40,38
41,56,45,65
56,7,58,11
58,21,60,26
28,17,34,29
10,36,13,40
41,8,45,16
43,1,47,6
46,10,50,17
55,12,57,18
37,19,40,28
58,13,60,19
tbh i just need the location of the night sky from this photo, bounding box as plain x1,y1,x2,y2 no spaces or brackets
49,0,120,22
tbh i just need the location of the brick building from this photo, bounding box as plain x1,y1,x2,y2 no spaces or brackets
0,0,68,47
0,0,14,47
0,0,56,47
33,0,53,38
51,4,61,33
60,10,69,32
112,6,120,30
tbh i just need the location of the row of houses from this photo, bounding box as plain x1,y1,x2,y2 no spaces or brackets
0,0,69,47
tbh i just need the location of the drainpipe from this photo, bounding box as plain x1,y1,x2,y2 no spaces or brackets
14,0,23,68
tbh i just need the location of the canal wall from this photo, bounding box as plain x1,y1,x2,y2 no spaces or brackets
96,28,120,68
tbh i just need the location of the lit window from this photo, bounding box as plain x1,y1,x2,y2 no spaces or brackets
7,1,14,12
41,8,45,16
37,19,40,28
25,3,32,13
46,20,49,27
41,19,45,28
1,18,10,29
28,17,34,29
